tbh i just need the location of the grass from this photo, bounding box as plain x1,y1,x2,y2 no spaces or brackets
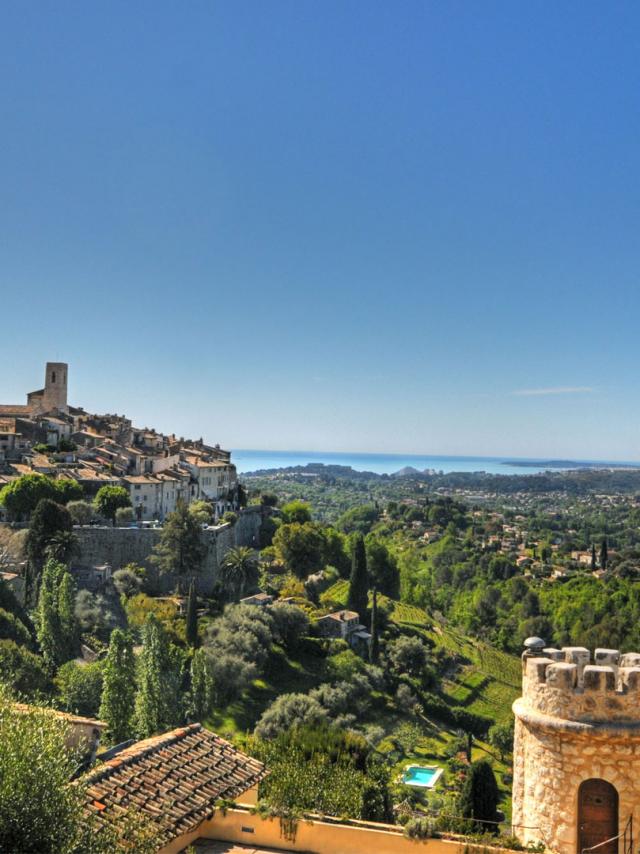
206,644,324,742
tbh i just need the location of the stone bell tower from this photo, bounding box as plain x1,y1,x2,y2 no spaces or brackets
512,640,640,853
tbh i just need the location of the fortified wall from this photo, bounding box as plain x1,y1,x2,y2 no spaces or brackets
512,644,640,854
73,506,262,594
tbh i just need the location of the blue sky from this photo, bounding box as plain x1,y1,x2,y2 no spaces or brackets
1,2,639,459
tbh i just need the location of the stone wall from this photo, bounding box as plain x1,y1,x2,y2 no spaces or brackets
72,506,262,594
512,646,640,853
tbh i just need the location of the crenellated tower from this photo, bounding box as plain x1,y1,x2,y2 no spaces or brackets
513,640,640,853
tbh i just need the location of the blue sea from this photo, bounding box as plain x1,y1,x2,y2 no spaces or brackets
232,450,639,477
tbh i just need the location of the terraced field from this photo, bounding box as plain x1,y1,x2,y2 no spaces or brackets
321,580,521,724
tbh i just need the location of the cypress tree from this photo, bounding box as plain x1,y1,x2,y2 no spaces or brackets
347,533,369,620
100,629,136,744
590,544,597,571
134,613,183,738
600,537,608,571
56,569,78,661
36,561,61,673
188,649,213,721
35,559,76,671
185,580,198,648
459,759,500,833
369,587,379,664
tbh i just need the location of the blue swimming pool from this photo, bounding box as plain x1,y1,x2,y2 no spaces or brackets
402,765,443,788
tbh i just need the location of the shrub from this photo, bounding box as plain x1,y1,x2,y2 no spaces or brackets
112,568,142,599
67,500,95,526
56,661,103,718
254,693,328,740
0,607,32,648
404,817,436,839
0,639,51,696
115,507,134,527
269,601,309,650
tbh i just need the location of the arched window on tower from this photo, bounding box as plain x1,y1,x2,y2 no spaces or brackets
51,371,56,384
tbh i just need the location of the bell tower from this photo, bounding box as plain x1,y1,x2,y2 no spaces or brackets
42,362,68,412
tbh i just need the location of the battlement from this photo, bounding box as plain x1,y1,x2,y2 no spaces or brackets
522,647,640,723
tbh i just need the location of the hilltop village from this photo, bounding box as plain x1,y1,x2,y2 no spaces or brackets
0,362,239,522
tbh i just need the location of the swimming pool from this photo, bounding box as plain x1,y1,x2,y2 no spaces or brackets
402,765,443,788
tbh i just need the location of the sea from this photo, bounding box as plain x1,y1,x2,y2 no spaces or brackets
232,450,640,477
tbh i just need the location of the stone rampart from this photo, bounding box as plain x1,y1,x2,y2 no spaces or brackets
73,506,262,594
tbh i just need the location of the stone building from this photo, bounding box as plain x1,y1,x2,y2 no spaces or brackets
512,641,640,853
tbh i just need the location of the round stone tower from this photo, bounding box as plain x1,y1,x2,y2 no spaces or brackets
512,643,640,853
42,361,68,412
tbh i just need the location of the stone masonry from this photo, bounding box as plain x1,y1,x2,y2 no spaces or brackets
512,645,640,853
73,506,262,594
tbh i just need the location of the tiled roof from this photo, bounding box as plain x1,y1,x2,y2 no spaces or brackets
0,404,32,415
84,724,267,840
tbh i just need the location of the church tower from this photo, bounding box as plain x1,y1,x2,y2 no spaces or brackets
41,362,68,412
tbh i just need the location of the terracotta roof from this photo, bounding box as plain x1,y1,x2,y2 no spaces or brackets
84,724,267,840
0,404,32,416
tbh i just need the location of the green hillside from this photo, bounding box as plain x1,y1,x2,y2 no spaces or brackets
321,579,521,726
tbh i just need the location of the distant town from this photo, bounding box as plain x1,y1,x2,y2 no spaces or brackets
0,361,239,522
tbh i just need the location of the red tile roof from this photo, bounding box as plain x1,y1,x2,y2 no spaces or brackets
84,724,267,841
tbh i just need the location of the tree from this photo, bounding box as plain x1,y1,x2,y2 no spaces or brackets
44,529,78,565
347,533,369,619
273,522,326,579
94,485,131,525
219,546,258,601
590,543,597,571
0,638,51,696
600,537,608,571
134,614,184,738
387,635,428,679
100,628,136,744
67,499,95,526
185,580,198,647
459,759,500,832
36,560,77,672
0,686,93,853
370,588,379,664
269,601,309,650
150,499,204,591
366,538,400,599
281,500,312,524
56,660,103,718
115,506,134,527
188,500,213,525
488,721,514,761
0,473,58,520
0,685,160,853
254,693,328,740
260,493,279,507
25,499,73,580
187,648,214,721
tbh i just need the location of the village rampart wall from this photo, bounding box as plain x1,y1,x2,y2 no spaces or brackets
73,506,262,593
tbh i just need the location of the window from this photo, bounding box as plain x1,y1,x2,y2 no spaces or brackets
51,371,56,383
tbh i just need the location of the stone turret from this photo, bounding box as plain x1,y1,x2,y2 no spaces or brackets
512,643,640,853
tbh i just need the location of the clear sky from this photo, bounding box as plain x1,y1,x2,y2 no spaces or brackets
1,2,639,460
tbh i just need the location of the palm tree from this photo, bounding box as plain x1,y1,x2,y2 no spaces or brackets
219,547,258,602
44,530,78,565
